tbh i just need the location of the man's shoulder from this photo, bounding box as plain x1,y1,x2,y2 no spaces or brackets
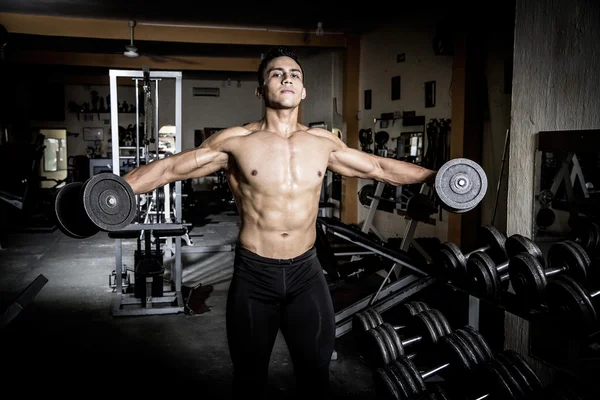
211,125,253,141
305,126,342,141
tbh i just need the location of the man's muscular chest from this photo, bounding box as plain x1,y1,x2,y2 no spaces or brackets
230,132,331,193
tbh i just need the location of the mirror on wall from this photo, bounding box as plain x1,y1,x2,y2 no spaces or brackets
529,130,600,391
532,129,600,256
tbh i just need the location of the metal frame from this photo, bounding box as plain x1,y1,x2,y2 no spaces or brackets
109,69,184,317
320,215,436,338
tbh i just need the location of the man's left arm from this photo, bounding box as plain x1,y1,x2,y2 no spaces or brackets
327,141,436,186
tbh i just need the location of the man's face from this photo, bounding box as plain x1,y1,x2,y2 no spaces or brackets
257,56,306,109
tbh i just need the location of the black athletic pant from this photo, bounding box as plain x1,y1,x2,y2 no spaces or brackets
226,244,336,399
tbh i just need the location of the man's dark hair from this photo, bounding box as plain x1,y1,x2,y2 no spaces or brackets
257,46,304,86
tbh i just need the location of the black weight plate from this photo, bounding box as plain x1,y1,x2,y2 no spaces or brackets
485,359,517,400
409,311,438,346
82,173,137,231
499,352,534,399
562,240,592,279
413,301,430,314
399,301,429,322
416,310,443,343
359,184,376,207
547,241,588,284
479,225,508,262
437,333,471,382
491,354,527,400
376,325,398,364
365,328,391,366
423,310,446,344
434,158,488,213
395,355,428,395
546,275,597,332
454,328,486,366
387,360,413,399
503,350,543,396
508,252,547,309
353,311,372,335
381,322,405,358
368,308,384,327
363,309,378,330
450,330,479,369
466,252,500,299
429,309,452,336
505,234,544,265
437,243,467,281
54,182,100,239
461,325,493,361
383,363,408,399
373,367,402,400
390,358,421,398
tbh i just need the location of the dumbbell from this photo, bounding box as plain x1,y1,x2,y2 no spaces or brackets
54,172,137,239
415,350,544,400
508,239,592,310
433,158,488,215
352,301,430,338
465,233,544,301
546,274,600,335
374,325,493,400
435,225,507,286
360,309,452,368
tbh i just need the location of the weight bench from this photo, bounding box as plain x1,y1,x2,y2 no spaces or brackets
316,216,437,338
108,224,187,317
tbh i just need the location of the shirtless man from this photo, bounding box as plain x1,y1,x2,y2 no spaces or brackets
123,46,436,399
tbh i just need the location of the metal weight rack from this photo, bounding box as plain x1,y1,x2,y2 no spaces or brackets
109,68,185,317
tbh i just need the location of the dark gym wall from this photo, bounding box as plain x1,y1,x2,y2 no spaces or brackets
506,0,600,383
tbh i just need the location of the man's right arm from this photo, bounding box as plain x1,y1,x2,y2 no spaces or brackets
123,129,233,194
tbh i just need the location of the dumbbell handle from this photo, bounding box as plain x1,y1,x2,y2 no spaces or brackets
401,336,422,347
543,265,567,277
421,362,451,380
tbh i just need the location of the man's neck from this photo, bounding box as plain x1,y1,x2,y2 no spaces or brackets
260,108,300,137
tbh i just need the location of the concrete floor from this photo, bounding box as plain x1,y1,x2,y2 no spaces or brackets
0,211,378,398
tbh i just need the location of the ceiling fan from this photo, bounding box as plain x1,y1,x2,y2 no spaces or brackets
124,20,139,58
121,19,201,65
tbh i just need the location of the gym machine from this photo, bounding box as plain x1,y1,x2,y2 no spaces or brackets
106,68,186,317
